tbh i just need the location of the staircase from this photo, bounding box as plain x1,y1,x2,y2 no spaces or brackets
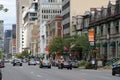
105,58,120,66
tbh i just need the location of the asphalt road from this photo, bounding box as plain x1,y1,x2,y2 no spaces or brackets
1,63,120,80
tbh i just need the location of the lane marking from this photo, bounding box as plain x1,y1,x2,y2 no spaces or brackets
37,75,42,77
30,72,34,74
79,78,86,80
19,67,23,68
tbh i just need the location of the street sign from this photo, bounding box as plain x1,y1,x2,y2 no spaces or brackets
90,42,94,46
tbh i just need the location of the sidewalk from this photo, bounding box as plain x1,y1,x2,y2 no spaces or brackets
98,66,112,70
78,66,112,70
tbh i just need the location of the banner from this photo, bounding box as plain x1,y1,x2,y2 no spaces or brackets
88,29,94,41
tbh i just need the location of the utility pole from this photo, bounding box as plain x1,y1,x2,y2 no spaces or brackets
94,27,97,70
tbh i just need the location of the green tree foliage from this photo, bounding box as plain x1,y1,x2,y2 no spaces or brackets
7,54,12,59
70,34,90,51
0,4,8,12
21,50,30,58
16,53,22,58
49,36,64,54
0,51,2,59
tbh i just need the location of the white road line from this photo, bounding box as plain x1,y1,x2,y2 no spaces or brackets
30,72,34,74
19,67,23,68
37,75,42,77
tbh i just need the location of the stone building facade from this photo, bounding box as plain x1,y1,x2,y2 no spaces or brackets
89,0,120,60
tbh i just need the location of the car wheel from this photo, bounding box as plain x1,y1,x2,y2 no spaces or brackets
48,66,51,68
61,67,63,69
58,67,60,69
67,67,69,70
70,67,72,70
20,64,22,66
39,65,42,68
13,64,15,66
112,71,115,76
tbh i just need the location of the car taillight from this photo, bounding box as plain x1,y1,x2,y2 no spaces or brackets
61,61,64,64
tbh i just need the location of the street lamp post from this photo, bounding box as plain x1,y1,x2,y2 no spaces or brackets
94,27,97,70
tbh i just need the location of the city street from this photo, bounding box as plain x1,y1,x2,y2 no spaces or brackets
1,63,120,80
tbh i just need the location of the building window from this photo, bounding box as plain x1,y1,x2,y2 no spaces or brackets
106,23,110,34
62,12,70,20
114,21,119,34
100,25,103,36
62,1,70,11
107,7,111,16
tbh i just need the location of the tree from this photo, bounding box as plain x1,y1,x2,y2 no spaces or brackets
49,36,64,56
21,50,30,58
69,34,90,60
0,4,8,12
16,53,22,58
0,51,2,59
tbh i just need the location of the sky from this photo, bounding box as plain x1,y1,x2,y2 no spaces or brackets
0,0,116,31
72,0,116,15
0,0,16,30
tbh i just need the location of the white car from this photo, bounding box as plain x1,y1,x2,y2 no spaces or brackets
28,59,36,65
36,60,40,65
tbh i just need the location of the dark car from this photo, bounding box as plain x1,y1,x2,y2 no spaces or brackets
58,60,72,70
0,60,4,68
13,59,22,66
0,60,5,80
112,61,120,76
72,60,78,68
39,59,51,68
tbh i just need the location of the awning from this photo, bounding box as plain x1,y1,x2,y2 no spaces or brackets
102,42,107,47
109,41,115,46
118,42,120,46
114,21,119,27
99,25,103,30
106,23,110,29
96,43,100,47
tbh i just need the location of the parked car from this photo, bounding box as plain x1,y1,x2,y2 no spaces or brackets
0,60,4,68
58,60,72,70
36,60,40,65
13,59,22,66
22,58,28,63
28,59,36,65
112,61,120,76
51,60,59,66
4,59,10,63
10,59,14,64
72,60,78,68
39,59,51,68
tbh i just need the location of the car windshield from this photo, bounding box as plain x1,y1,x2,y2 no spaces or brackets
43,59,49,62
15,59,21,62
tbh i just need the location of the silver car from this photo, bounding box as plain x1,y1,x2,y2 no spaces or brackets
39,59,51,68
28,59,36,65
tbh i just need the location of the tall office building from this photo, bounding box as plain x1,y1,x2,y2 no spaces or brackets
22,0,38,55
4,30,12,54
16,0,32,53
62,0,83,37
37,0,62,53
11,24,16,56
